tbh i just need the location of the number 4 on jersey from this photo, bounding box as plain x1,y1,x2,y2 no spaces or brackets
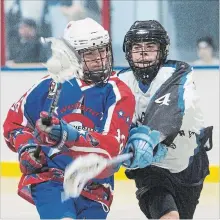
155,93,171,106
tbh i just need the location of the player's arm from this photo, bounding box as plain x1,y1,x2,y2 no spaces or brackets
3,77,52,173
3,77,52,151
145,63,204,144
35,81,136,159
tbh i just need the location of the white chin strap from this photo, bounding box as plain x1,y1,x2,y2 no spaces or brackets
42,37,83,83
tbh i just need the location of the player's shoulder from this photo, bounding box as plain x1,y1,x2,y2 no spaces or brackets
164,60,193,73
108,71,135,99
117,68,137,89
117,67,133,79
36,75,53,86
28,75,53,95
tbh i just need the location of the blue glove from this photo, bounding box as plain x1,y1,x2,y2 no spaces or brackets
35,111,79,150
123,125,167,169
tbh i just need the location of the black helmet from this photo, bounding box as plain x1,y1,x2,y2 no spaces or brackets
123,20,170,84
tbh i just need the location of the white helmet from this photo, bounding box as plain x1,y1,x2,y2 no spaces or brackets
63,18,110,51
63,18,113,84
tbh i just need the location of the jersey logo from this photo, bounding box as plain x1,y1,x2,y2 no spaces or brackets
155,93,171,106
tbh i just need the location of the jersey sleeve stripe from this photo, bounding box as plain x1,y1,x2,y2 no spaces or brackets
103,80,121,134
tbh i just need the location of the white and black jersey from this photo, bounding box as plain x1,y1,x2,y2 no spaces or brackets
119,60,212,173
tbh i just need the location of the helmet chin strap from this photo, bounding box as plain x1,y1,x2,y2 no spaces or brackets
83,69,109,85
133,64,160,85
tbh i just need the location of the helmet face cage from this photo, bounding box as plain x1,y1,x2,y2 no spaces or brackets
78,43,113,85
123,21,170,84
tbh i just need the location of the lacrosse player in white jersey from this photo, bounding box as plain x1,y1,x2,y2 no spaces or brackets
118,20,213,219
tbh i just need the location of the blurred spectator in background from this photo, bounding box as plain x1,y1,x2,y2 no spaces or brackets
46,0,101,38
9,18,49,63
60,0,101,24
46,0,68,38
5,0,102,63
193,36,219,65
5,0,22,61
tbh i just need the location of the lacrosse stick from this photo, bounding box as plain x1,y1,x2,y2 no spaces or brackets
62,152,133,200
34,37,83,158
33,82,62,158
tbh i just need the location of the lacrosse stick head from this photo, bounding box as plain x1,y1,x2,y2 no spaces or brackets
63,18,113,85
63,154,108,199
41,37,83,83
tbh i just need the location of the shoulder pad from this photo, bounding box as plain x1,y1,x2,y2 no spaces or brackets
164,60,192,73
117,67,131,76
